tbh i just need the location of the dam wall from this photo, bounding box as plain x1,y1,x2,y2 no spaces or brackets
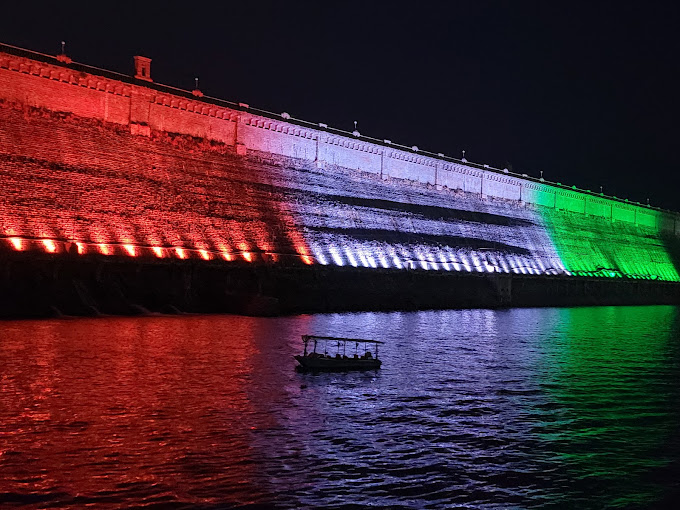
1,42,680,316
1,42,678,233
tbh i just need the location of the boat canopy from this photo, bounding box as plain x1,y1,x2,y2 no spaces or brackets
302,335,384,344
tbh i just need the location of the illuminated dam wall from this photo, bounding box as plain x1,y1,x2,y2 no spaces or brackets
1,43,679,316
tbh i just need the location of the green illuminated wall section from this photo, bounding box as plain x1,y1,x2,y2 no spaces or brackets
525,189,680,282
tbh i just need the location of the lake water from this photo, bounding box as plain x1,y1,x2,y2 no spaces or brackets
1,306,679,509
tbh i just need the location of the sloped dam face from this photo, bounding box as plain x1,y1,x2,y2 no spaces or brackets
1,45,679,317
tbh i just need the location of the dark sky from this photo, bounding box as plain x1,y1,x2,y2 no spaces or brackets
2,2,679,210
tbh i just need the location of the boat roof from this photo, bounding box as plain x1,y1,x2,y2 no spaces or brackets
302,334,385,344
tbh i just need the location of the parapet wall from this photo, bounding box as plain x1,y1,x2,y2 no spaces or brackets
1,43,677,235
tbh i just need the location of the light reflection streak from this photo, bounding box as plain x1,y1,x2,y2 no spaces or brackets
375,246,390,268
0,215,639,280
365,251,377,269
387,246,403,269
356,249,369,268
399,247,412,267
42,239,57,253
3,232,570,278
499,258,510,273
470,252,484,272
239,243,252,262
459,253,472,272
329,245,345,266
344,247,358,267
218,243,234,261
438,253,451,271
527,259,537,274
296,244,313,265
312,244,328,265
446,248,461,271
9,237,23,250
0,230,656,283
413,248,428,270
425,249,439,270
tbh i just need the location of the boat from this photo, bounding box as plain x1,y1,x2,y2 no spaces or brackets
295,335,384,371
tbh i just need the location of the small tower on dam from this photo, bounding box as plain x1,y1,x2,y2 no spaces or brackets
133,55,152,82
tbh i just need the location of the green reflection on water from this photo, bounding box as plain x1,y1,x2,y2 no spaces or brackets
536,306,680,507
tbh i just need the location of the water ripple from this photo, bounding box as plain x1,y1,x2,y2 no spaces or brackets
1,306,679,508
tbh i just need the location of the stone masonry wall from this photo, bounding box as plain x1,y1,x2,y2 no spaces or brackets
1,44,677,235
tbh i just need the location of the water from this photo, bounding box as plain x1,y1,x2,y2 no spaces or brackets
1,306,679,509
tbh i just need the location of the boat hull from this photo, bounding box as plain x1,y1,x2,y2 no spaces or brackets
294,355,381,371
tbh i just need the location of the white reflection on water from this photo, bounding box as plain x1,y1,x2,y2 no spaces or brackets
0,306,679,509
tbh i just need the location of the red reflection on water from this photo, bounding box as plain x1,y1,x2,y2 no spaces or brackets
0,317,293,507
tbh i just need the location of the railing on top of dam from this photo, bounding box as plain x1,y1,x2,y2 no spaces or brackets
0,41,674,217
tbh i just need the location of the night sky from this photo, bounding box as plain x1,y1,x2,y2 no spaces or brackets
2,2,679,210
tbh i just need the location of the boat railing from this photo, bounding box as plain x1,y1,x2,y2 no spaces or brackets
301,335,384,359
